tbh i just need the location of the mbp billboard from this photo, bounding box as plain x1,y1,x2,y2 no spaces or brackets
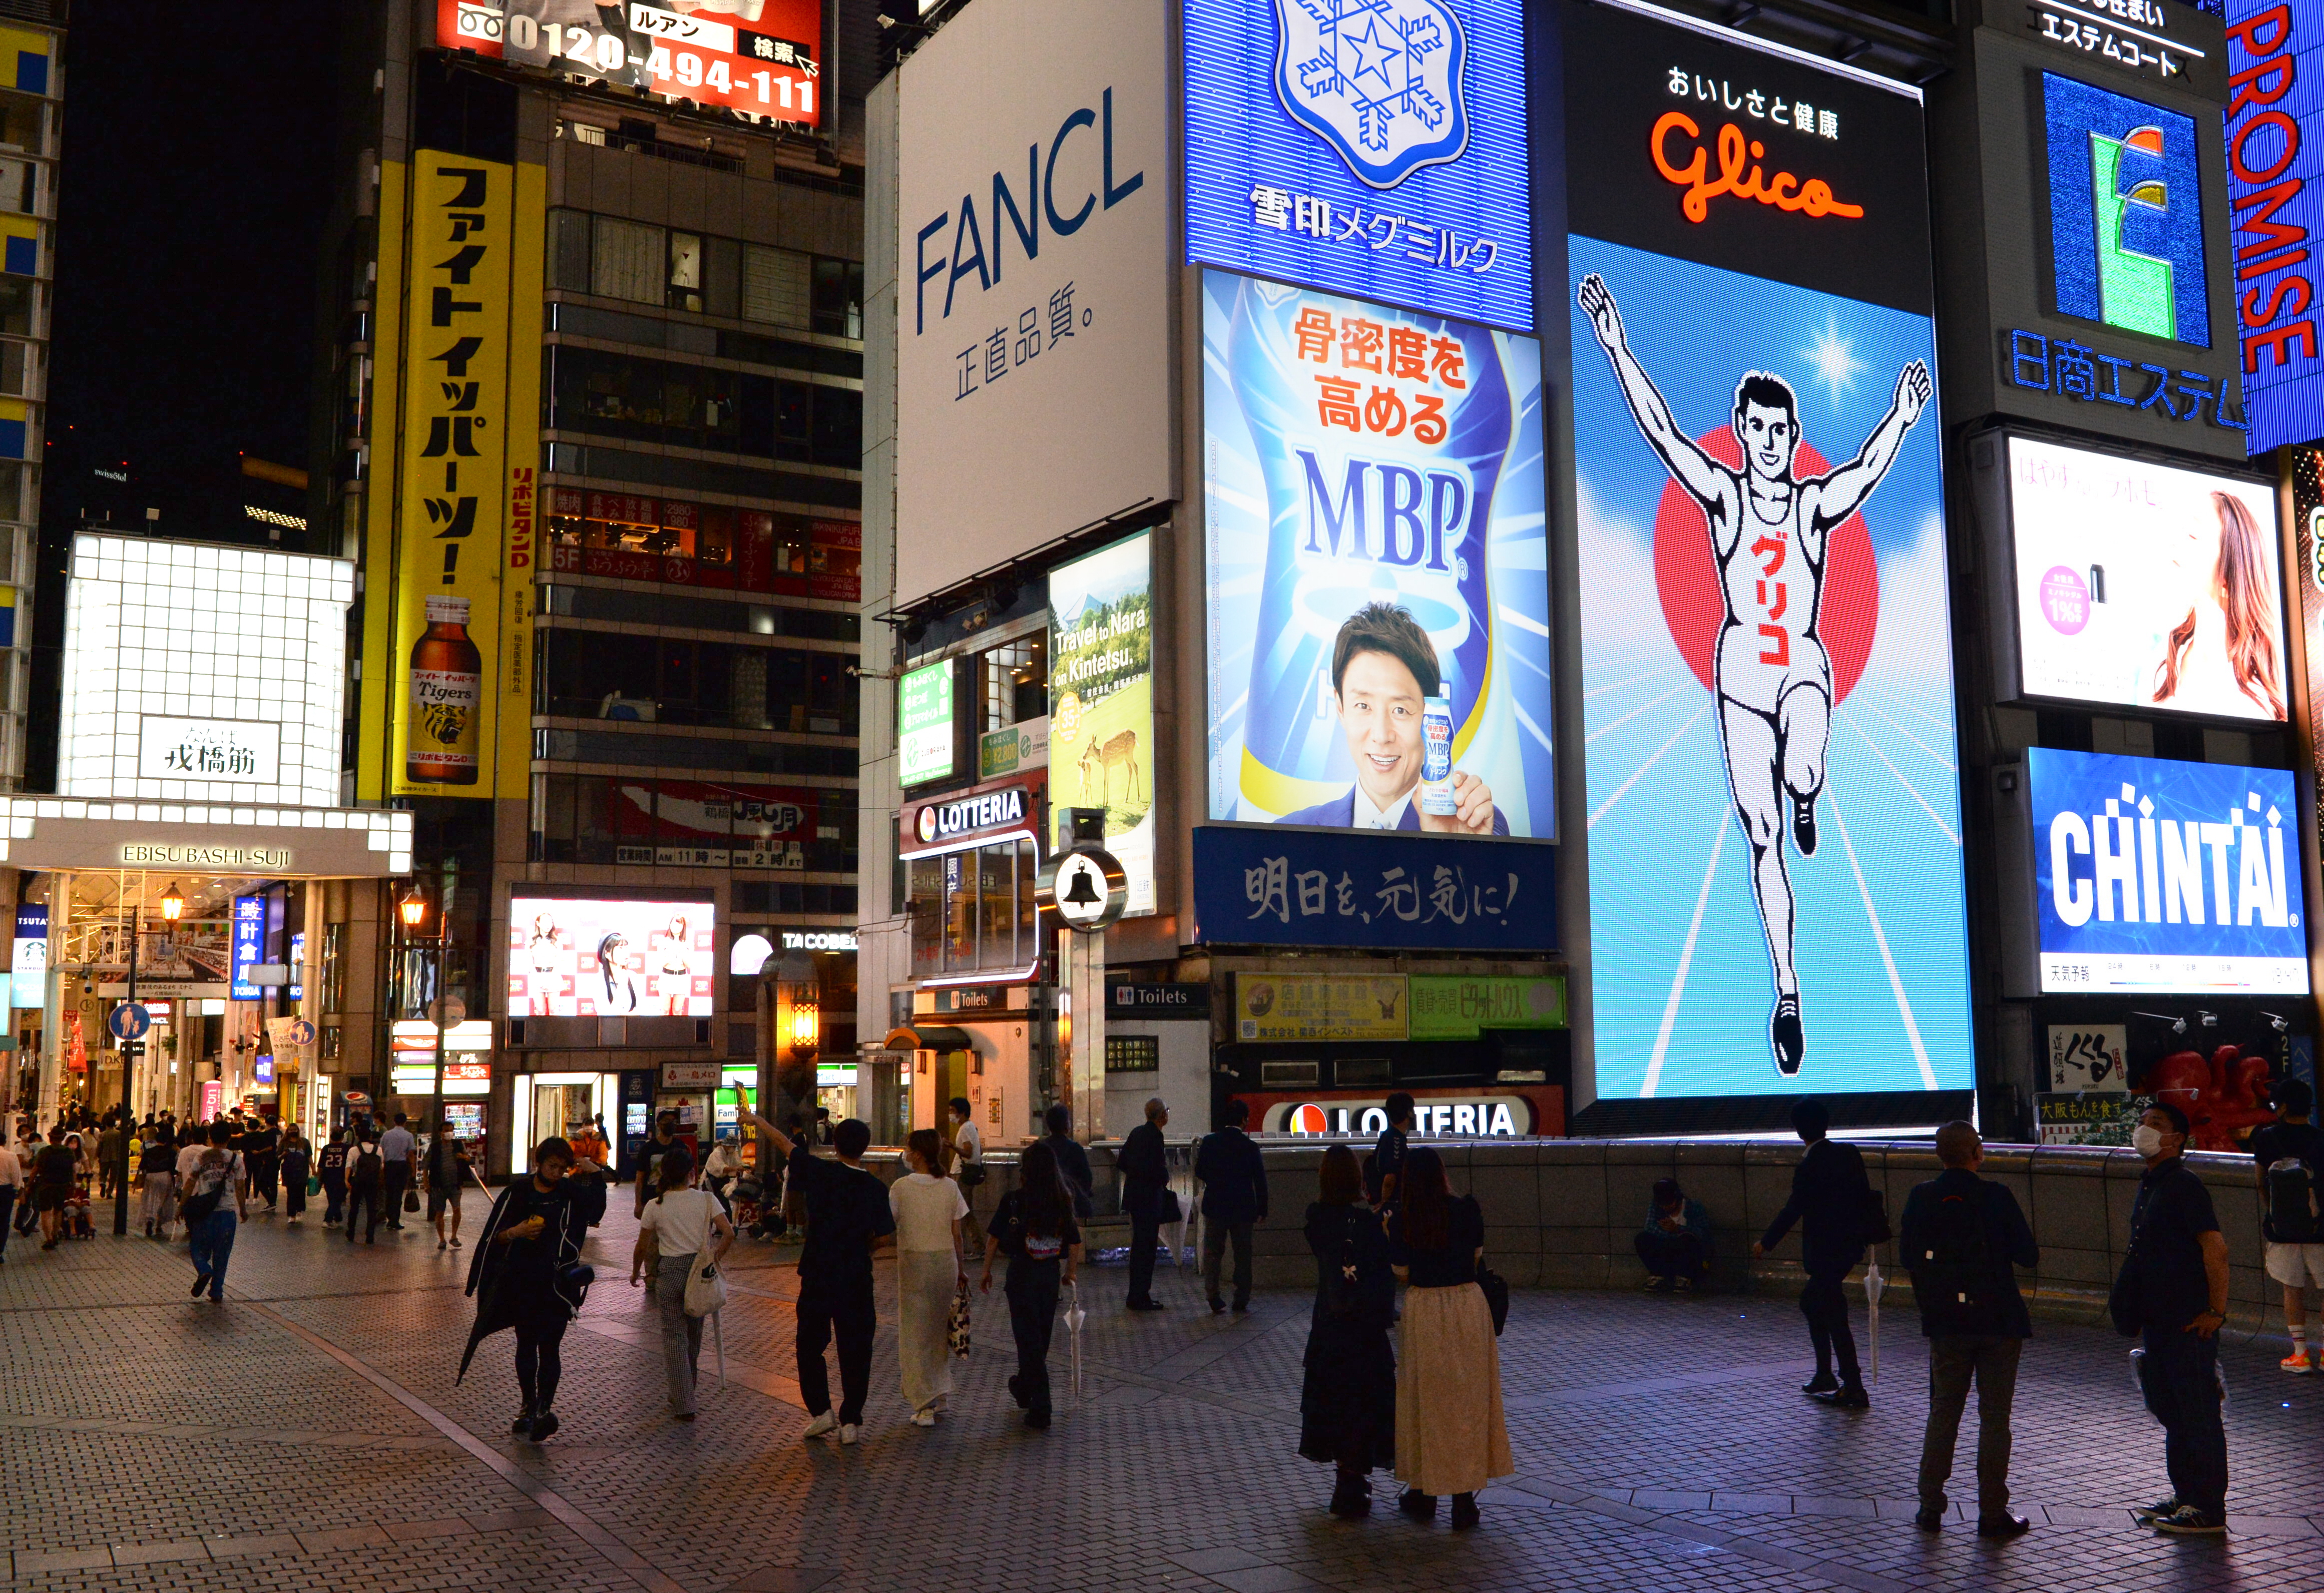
1201,272,1552,839
894,0,1173,607
1563,0,1972,1105
1982,435,2287,721
2027,748,2308,993
439,2,824,129
1182,0,1533,330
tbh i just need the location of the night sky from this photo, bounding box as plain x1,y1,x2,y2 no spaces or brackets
40,2,340,542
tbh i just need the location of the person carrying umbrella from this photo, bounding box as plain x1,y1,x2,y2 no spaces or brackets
463,1136,592,1442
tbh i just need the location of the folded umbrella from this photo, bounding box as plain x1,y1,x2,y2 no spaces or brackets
1865,1260,1884,1385
1064,1278,1087,1404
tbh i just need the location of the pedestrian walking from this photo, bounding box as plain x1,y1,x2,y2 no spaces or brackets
379,1114,417,1229
740,1107,894,1443
982,1140,1083,1431
10,1121,36,1239
1388,1148,1510,1527
1118,1097,1171,1311
32,1126,76,1250
1042,1104,1095,1221
139,1127,177,1237
1635,1177,1714,1292
0,1132,20,1263
279,1129,310,1226
1195,1099,1268,1314
2251,1078,2323,1375
891,1128,969,1427
180,1124,246,1303
634,1111,682,1220
96,1117,123,1201
2117,1102,2232,1536
1752,1099,1877,1407
630,1144,733,1422
468,1136,592,1442
947,1097,988,1254
316,1129,349,1227
426,1122,470,1251
1902,1121,2037,1539
1368,1092,1415,1205
245,1114,281,1214
1301,1143,1396,1518
345,1125,387,1244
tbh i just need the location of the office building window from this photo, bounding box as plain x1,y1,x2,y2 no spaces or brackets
668,230,704,313
744,244,811,329
592,216,664,305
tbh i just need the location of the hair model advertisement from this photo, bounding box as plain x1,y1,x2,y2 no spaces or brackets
2004,438,2285,723
1201,269,1553,839
1564,0,1971,1104
508,896,715,1017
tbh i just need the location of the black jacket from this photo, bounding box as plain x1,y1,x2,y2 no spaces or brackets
1899,1169,2037,1339
1118,1122,1169,1216
1045,1132,1096,1220
1194,1127,1268,1227
1760,1137,1871,1274
466,1177,590,1338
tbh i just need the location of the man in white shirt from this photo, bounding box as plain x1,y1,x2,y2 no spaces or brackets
948,1097,986,1251
379,1115,417,1230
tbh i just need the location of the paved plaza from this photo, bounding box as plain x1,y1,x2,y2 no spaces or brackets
0,1193,2318,1593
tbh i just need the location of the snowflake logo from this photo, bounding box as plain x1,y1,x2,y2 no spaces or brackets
1273,0,1471,190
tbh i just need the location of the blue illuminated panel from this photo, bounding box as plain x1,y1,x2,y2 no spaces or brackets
1184,0,1533,331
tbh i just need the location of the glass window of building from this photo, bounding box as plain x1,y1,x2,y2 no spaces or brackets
907,839,1037,979
743,244,811,329
668,230,704,313
811,257,863,338
981,637,1046,732
592,216,665,304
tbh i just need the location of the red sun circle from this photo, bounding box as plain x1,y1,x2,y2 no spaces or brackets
1650,429,1880,705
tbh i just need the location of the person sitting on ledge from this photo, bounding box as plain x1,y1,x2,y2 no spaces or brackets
1636,1177,1713,1293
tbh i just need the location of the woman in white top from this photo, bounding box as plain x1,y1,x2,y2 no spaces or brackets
889,1127,969,1426
630,1144,733,1420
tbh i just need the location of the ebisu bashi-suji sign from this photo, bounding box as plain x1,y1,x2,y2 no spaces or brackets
1183,0,1533,330
2222,2,2324,453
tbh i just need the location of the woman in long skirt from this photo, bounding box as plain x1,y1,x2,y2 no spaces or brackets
1388,1148,1511,1528
888,1128,969,1426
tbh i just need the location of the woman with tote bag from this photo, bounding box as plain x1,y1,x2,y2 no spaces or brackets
630,1145,733,1421
890,1128,969,1427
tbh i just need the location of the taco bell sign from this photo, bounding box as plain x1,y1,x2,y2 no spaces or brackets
1184,0,1532,329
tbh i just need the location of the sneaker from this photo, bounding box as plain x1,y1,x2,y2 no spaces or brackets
1801,1373,1839,1396
450,1237,461,1248
2131,1497,2179,1524
1672,1275,1694,1294
1643,1275,1674,1293
802,1411,837,1440
528,1412,559,1441
1978,1514,2032,1539
838,1423,860,1445
1913,1507,1944,1530
1127,1298,1167,1311
2152,1506,2226,1536
190,1273,208,1297
1811,1383,1870,1409
2280,1350,2314,1374
511,1412,535,1437
438,1239,447,1252
911,1410,937,1427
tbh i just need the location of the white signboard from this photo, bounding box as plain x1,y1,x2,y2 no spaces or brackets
138,717,281,785
2006,438,2288,723
2045,1024,2129,1093
894,0,1173,606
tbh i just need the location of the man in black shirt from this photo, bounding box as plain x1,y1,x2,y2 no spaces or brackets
1901,1122,2037,1538
1753,1099,1874,1407
1194,1099,1268,1314
245,1115,281,1214
743,1107,893,1443
1043,1105,1095,1221
2119,1102,2230,1536
1118,1098,1171,1311
2251,1078,2323,1375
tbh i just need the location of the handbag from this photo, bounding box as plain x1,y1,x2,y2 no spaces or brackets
306,1176,321,1197
403,1186,422,1214
956,1158,987,1188
1156,1188,1184,1224
1858,1185,1892,1247
1476,1257,1510,1337
683,1195,728,1318
947,1277,973,1358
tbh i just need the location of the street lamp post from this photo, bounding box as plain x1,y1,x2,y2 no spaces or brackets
115,880,182,1236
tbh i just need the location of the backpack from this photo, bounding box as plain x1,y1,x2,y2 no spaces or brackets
350,1143,383,1187
179,1151,234,1224
2265,1158,2323,1244
1910,1185,2000,1335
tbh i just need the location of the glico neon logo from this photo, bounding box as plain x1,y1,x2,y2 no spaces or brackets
1651,113,1864,225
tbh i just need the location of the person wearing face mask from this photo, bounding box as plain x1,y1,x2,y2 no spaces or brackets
2113,1103,2232,1536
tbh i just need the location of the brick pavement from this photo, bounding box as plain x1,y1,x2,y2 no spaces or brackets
0,1191,2317,1592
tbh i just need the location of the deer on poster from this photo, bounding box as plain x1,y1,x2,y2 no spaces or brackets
1078,729,1143,811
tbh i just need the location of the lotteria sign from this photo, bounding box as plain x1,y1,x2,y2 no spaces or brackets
1274,1095,1536,1135
902,781,1038,856
2029,747,2308,993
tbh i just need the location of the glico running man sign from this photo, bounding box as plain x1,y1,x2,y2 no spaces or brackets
1562,0,1972,1106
